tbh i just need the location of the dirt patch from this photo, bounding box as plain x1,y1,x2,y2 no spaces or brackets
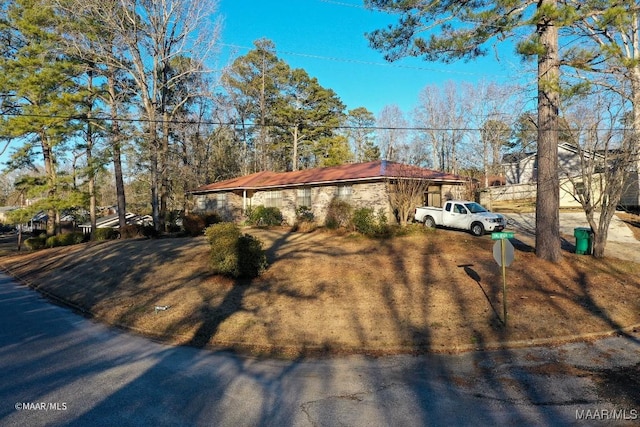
1,227,639,358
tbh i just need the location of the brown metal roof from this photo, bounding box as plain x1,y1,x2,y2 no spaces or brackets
190,160,465,194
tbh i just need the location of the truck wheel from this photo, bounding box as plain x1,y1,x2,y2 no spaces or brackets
470,222,484,236
424,216,436,229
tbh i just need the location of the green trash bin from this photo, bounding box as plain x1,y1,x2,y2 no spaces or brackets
574,227,592,255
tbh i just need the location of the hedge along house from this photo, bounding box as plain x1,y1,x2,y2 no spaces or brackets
188,160,467,225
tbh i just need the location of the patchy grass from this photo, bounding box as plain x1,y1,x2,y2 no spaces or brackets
1,227,639,358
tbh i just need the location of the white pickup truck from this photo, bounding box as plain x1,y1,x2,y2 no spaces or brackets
414,200,507,236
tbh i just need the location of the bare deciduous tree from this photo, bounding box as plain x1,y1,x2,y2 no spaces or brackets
60,0,221,230
377,104,409,162
414,81,469,174
387,163,432,226
562,92,638,257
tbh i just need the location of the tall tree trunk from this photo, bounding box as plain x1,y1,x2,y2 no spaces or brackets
107,71,127,230
292,125,299,171
160,110,170,232
87,70,97,241
150,138,160,231
41,136,57,237
535,0,562,262
113,125,127,229
146,99,161,231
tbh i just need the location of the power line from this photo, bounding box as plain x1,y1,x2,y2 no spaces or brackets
0,112,633,133
317,0,391,14
220,43,478,76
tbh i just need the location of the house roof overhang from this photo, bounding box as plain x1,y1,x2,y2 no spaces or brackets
188,160,467,195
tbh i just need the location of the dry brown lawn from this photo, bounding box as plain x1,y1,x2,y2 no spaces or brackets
1,226,639,358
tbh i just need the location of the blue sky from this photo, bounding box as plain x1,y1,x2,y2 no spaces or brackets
217,0,528,117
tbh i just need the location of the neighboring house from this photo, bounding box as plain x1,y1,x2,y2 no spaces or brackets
499,142,640,208
621,161,640,208
502,142,604,185
189,160,467,225
78,212,153,234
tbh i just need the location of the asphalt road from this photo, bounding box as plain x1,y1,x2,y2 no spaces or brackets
1,274,639,427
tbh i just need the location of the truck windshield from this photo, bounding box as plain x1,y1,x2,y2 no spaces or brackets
464,203,488,213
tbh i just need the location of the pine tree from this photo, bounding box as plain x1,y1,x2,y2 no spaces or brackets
365,0,563,261
0,0,84,235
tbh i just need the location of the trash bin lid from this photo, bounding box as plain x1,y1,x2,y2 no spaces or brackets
574,227,592,238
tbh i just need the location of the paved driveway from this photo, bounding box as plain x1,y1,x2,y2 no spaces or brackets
505,212,637,243
504,212,640,262
1,275,639,426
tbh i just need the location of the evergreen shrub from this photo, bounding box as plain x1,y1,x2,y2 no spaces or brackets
205,222,267,278
324,199,352,229
247,206,283,226
94,228,119,241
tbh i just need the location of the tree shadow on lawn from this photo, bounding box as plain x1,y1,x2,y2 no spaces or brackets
459,264,504,326
4,229,640,425
510,236,576,254
185,278,254,349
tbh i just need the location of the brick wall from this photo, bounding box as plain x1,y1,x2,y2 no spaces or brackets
194,180,463,225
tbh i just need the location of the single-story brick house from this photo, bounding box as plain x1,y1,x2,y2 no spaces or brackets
189,160,467,225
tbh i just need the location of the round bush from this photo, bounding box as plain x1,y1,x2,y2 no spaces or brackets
205,222,267,278
247,206,283,226
24,236,47,250
94,228,119,241
352,208,377,236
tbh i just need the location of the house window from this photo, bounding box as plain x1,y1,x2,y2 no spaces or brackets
264,190,282,208
297,188,311,207
575,182,585,196
197,194,226,211
336,185,352,200
196,196,206,210
215,193,227,210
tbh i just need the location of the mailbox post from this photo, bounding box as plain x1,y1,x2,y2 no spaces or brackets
491,231,515,326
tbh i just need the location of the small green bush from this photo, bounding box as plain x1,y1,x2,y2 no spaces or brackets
351,208,392,237
45,235,58,248
26,232,84,249
183,212,222,237
247,206,283,227
24,236,47,250
325,199,352,229
352,208,377,235
296,206,314,223
205,222,267,278
94,228,119,241
292,206,317,232
60,232,84,246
